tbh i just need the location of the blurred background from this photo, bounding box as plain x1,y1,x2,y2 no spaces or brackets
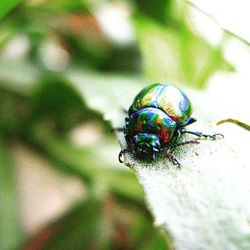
0,0,250,249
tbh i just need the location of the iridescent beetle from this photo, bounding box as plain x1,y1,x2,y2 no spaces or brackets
118,83,222,166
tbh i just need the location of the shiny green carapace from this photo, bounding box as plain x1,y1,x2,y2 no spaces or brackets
128,83,192,125
119,83,222,166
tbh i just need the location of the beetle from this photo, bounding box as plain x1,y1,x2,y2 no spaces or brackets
118,83,223,166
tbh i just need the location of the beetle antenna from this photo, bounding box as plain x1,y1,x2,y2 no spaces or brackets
165,148,181,168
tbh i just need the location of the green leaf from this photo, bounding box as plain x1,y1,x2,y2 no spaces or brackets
137,231,168,250
0,0,22,20
119,121,250,250
64,67,250,248
134,15,231,88
30,75,97,134
132,0,171,24
65,67,146,117
0,136,23,250
40,0,88,12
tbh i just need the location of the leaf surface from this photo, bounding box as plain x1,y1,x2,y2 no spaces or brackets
119,122,250,250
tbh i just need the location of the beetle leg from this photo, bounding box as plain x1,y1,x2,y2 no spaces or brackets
179,130,224,140
174,139,200,147
151,152,156,161
165,149,181,168
172,129,182,145
118,148,127,163
169,154,181,168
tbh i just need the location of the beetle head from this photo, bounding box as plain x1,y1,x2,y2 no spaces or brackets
133,133,161,157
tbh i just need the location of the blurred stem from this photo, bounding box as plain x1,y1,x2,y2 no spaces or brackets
196,33,227,88
217,118,250,131
0,135,23,250
187,1,250,46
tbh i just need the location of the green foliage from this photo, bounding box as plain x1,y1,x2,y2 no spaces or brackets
131,0,171,24
0,0,248,249
0,137,23,250
30,76,90,134
134,15,231,88
42,0,88,12
0,0,22,20
0,90,29,136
